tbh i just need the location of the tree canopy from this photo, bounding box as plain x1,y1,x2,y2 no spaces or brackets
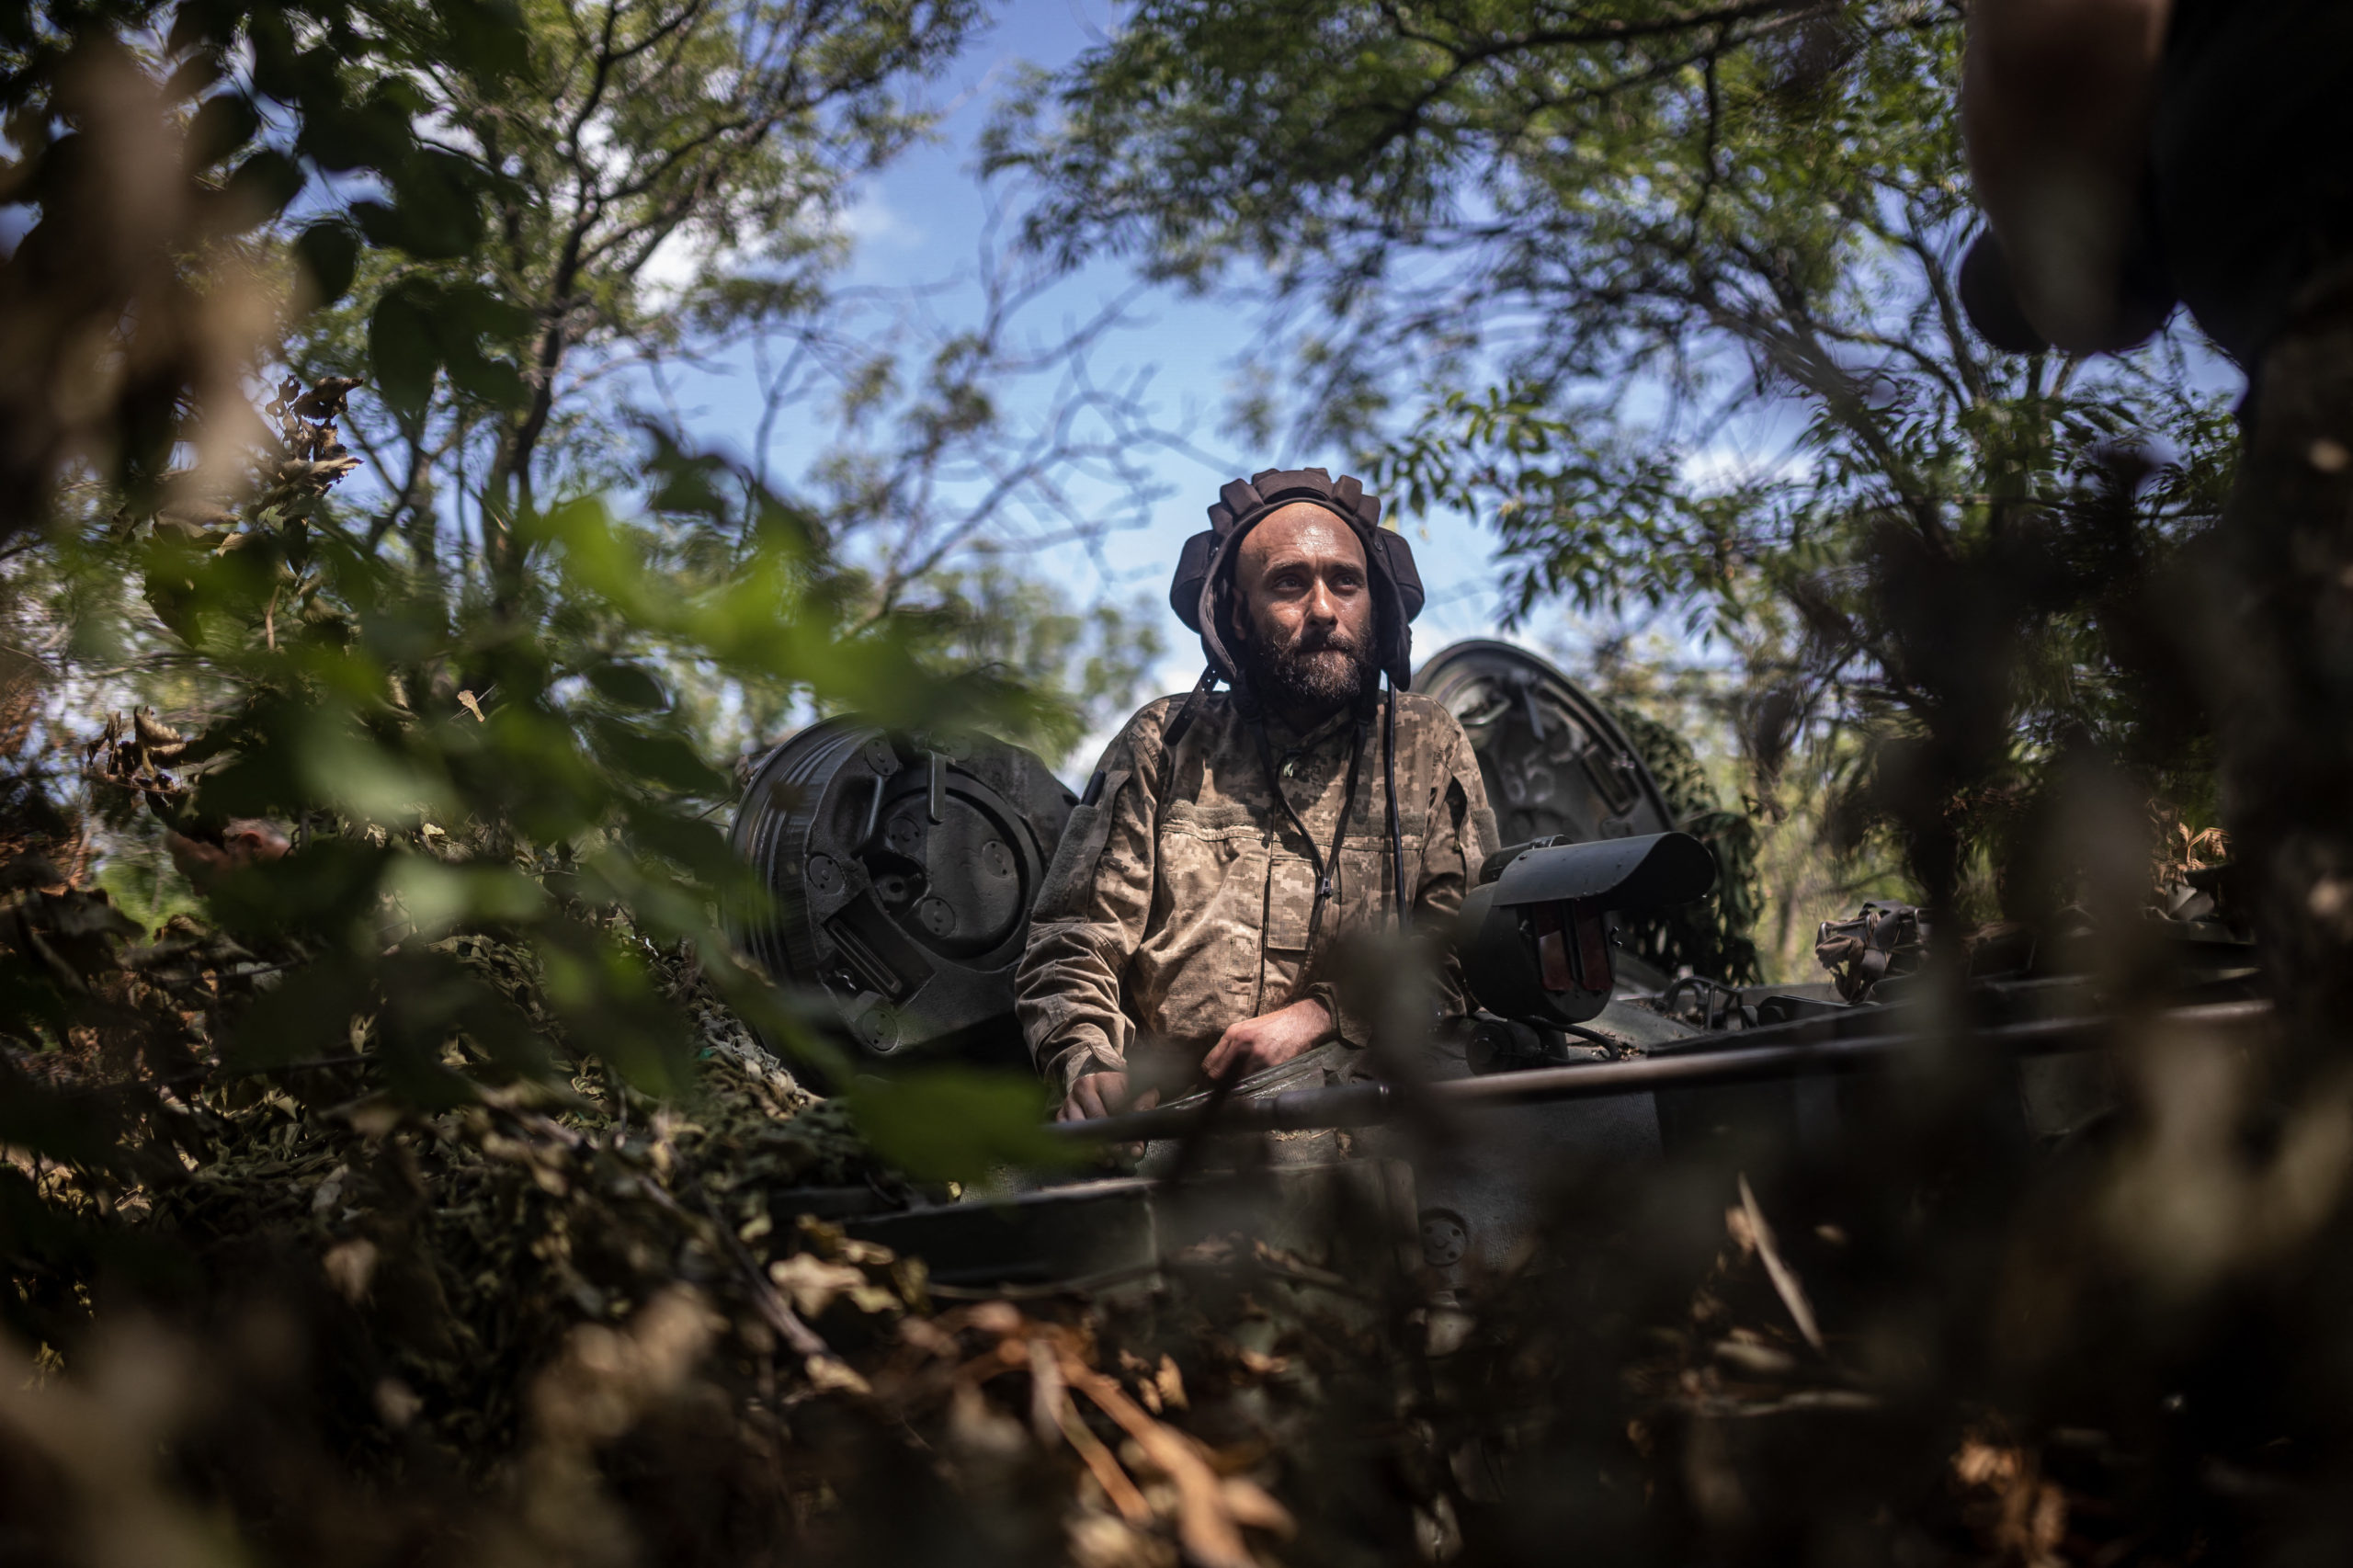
995,0,2238,916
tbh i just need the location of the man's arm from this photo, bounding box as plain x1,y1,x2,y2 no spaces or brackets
1013,708,1165,1118
1961,0,2172,352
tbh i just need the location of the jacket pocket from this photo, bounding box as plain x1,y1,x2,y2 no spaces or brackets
1263,855,1318,953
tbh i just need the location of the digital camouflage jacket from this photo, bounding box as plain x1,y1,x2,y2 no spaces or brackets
1014,688,1497,1096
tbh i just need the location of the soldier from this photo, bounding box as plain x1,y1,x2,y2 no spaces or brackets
1016,470,1497,1121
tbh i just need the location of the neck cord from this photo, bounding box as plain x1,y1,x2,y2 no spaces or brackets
1253,712,1367,942
1384,685,1408,931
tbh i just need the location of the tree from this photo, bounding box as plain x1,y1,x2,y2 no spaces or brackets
277,0,977,590
0,0,533,539
256,0,1167,763
993,0,2239,920
0,0,1098,1233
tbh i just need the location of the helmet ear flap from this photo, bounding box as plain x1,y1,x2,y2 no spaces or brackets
1169,529,1218,631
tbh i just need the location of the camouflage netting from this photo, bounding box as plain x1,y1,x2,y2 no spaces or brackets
141,936,892,1458
0,875,1359,1566
7,866,2343,1567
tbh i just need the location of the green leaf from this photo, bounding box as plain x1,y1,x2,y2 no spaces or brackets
438,278,536,343
433,0,531,82
224,952,369,1072
186,93,259,169
369,286,439,415
585,661,669,710
376,149,487,259
441,346,527,409
300,97,410,174
293,221,359,306
296,721,457,824
845,1068,1080,1184
222,149,305,225
587,716,729,796
385,858,549,940
622,804,741,882
535,931,697,1097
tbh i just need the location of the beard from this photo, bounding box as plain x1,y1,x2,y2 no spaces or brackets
1243,619,1375,713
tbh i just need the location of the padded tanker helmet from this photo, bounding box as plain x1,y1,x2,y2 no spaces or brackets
1168,467,1426,698
1163,467,1425,933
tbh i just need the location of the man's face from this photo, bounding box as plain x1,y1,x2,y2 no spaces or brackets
1230,502,1375,713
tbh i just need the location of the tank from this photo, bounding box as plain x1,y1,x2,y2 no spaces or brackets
727,643,2256,1291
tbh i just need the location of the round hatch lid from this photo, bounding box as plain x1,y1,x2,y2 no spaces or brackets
1415,640,1677,846
730,719,1074,1067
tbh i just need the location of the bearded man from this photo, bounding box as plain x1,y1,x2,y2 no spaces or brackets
1015,469,1496,1121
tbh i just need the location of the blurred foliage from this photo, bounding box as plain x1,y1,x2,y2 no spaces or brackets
18,365,1071,1154
1606,697,1762,986
0,0,532,536
0,0,1120,1332
12,5,2351,1568
922,561,1167,769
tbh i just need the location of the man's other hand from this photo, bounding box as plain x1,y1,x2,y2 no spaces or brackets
1057,1070,1161,1123
1201,996,1332,1084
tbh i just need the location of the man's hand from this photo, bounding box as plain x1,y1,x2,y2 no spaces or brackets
1057,1070,1161,1123
1201,996,1333,1084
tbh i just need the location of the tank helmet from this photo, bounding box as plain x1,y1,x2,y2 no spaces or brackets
1168,467,1426,696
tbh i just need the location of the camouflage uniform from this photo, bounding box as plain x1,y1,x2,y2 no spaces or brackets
1015,689,1497,1096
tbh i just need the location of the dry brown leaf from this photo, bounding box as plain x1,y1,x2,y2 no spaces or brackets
323,1238,378,1303
1064,1352,1289,1568
1029,1337,1066,1444
1060,1397,1152,1525
803,1354,871,1396
767,1253,866,1319
966,1301,1023,1337
1737,1174,1823,1351
1069,1513,1177,1568
899,1316,957,1357
1218,1477,1294,1539
1154,1355,1188,1412
1952,1436,2067,1567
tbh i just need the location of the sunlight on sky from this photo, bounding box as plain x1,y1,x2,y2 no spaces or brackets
661,0,1530,736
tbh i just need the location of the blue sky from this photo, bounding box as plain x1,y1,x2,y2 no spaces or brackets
658,0,1526,711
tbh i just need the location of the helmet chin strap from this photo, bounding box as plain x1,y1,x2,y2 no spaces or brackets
1161,665,1220,755
1385,680,1407,932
